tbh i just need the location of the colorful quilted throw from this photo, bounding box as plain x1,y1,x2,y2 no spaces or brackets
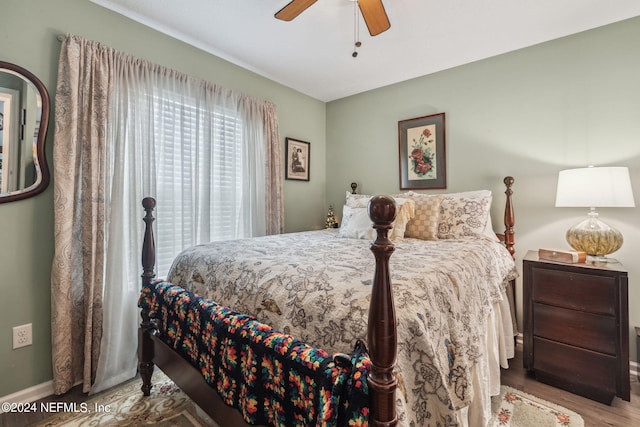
139,281,371,427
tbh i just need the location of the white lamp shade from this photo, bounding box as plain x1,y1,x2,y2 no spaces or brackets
555,166,635,208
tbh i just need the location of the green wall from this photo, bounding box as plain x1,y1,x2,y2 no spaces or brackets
326,17,640,362
1,0,639,398
0,0,325,397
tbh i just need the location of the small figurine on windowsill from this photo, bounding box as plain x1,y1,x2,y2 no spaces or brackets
326,205,338,229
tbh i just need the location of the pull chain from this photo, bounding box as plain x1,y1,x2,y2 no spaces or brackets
352,1,361,57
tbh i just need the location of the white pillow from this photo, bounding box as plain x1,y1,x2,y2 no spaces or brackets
445,190,492,199
345,191,371,208
482,216,501,242
339,197,416,240
339,205,375,239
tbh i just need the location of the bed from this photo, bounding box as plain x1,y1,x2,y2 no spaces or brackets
138,177,517,427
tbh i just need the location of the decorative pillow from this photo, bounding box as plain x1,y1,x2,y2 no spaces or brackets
441,190,500,240
339,197,416,240
437,193,492,239
339,205,375,240
402,193,443,240
345,191,372,208
390,198,415,240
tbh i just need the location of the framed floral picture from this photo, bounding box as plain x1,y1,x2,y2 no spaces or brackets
398,113,446,190
285,137,310,181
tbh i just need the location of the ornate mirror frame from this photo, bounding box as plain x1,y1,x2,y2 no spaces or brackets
0,61,50,203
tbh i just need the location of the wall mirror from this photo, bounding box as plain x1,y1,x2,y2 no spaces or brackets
0,61,50,203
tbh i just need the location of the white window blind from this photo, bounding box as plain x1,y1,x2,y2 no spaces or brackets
144,88,246,277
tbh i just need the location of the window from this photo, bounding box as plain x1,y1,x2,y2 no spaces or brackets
51,35,281,395
145,90,247,277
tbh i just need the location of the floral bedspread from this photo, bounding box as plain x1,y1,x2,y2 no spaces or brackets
166,229,518,426
139,281,370,426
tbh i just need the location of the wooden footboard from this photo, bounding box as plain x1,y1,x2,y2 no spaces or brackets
138,195,401,426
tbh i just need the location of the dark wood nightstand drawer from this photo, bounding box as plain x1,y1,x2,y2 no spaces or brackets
533,303,616,354
531,267,616,315
523,251,630,403
533,336,617,404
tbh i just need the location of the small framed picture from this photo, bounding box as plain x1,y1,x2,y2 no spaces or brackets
398,113,446,190
285,137,310,181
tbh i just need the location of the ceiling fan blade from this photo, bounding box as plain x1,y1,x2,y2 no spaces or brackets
358,0,391,36
275,0,318,21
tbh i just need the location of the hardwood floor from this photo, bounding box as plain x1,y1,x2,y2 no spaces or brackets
501,341,640,426
2,343,639,426
0,381,93,427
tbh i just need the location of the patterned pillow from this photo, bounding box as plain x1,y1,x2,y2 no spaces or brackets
403,193,443,240
437,194,492,239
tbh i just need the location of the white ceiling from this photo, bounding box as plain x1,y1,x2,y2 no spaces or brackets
91,0,640,102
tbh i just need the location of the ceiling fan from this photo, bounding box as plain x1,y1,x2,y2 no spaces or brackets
275,0,390,36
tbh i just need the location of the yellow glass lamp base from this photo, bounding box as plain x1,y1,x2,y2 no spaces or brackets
565,211,623,258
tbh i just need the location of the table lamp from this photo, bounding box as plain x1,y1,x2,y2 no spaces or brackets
555,166,635,261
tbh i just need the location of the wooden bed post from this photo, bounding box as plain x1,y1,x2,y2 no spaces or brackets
141,197,157,288
367,195,398,427
503,176,515,258
139,197,157,396
502,177,518,341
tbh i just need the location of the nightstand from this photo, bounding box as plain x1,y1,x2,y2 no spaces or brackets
523,250,630,404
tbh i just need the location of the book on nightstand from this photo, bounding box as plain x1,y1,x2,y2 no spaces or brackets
538,248,587,263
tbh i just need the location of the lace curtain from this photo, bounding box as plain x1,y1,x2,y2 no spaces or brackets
51,34,283,394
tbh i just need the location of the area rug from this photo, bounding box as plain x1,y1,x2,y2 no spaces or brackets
34,375,584,427
32,370,215,426
490,385,585,427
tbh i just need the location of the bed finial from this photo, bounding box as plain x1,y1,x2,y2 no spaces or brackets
141,197,157,288
351,182,358,194
369,195,396,230
367,195,398,427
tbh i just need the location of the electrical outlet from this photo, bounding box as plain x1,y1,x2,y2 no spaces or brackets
13,323,32,349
